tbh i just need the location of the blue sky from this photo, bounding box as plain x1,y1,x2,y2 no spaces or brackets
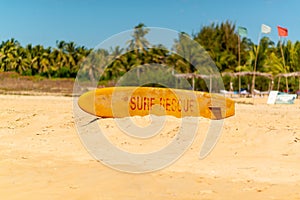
0,0,299,48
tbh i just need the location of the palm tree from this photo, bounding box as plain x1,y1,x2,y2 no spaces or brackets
30,45,52,78
13,47,30,74
145,44,168,64
72,45,91,77
127,23,150,69
250,36,274,94
24,44,35,75
105,46,125,79
0,38,20,72
172,32,198,73
52,40,68,69
174,32,216,75
194,21,247,72
65,42,77,69
127,23,150,52
80,48,109,83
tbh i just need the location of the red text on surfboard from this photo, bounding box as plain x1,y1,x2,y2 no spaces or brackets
129,96,195,113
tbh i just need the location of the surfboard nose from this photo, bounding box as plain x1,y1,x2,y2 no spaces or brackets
78,91,96,116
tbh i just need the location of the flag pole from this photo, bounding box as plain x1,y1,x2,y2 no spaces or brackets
251,32,261,96
238,34,241,96
279,36,288,92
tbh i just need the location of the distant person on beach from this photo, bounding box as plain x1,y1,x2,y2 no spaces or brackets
230,82,233,92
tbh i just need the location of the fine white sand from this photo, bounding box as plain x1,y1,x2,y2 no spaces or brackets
0,95,299,199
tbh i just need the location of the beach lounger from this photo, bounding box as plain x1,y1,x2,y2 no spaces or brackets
253,89,269,97
220,90,234,97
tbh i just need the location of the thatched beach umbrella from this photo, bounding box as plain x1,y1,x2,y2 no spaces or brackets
222,71,273,94
275,72,300,92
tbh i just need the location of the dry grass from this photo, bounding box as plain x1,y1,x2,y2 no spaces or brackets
0,72,74,96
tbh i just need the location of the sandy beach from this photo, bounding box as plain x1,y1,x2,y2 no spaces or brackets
0,94,299,200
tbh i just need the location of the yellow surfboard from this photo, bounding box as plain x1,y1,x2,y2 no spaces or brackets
78,87,235,120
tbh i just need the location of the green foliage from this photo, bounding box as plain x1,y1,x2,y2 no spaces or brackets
194,21,245,71
1,22,300,92
0,39,91,79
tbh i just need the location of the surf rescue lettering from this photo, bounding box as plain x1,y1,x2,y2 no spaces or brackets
129,96,195,112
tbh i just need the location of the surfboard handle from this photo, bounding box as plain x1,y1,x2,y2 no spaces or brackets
208,106,222,120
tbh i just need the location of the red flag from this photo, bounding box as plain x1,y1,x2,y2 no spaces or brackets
277,26,288,37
